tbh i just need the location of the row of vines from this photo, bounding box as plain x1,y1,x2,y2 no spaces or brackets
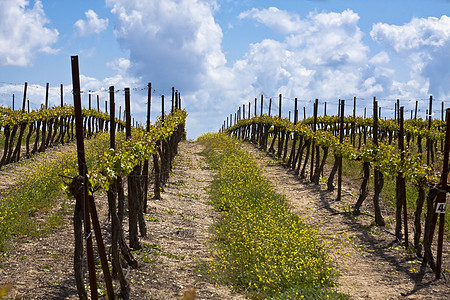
0,105,124,168
1,56,187,299
224,95,448,280
66,56,187,300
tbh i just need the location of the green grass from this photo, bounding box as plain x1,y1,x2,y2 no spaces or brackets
0,132,125,251
198,133,347,300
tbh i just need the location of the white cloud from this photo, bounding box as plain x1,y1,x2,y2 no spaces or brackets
369,51,390,65
235,9,374,100
74,9,109,36
0,0,58,66
106,0,225,94
101,2,450,137
371,16,450,52
238,7,303,34
371,15,450,98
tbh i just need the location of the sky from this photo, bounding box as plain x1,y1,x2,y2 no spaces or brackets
1,0,450,138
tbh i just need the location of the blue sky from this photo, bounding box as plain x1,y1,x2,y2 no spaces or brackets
1,0,450,138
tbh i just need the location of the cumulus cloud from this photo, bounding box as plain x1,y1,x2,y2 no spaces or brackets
74,9,109,36
106,0,226,95
101,2,450,137
371,15,450,98
103,3,398,137
238,7,303,34
0,0,58,66
237,8,376,100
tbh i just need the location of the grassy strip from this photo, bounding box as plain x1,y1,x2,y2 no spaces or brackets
198,133,347,300
0,132,123,251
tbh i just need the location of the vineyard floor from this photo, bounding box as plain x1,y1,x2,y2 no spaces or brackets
1,140,450,299
241,142,450,300
0,141,246,299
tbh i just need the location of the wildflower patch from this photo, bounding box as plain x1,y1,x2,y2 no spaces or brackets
198,133,347,299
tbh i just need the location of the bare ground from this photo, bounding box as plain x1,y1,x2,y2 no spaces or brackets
0,141,245,299
241,142,450,300
0,140,449,299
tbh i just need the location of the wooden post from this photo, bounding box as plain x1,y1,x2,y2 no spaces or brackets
337,99,344,201
60,84,64,107
373,97,385,226
324,101,327,116
427,95,433,165
399,107,408,247
278,94,282,118
337,99,340,116
88,91,91,110
146,83,152,128
434,108,450,279
22,82,27,111
260,94,264,115
109,87,115,148
71,55,97,300
248,102,251,119
269,98,272,116
125,88,131,138
310,99,318,182
143,83,152,213
294,98,298,122
415,100,418,119
45,83,49,109
171,86,175,112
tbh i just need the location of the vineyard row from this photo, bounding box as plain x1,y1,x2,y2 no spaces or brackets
224,96,449,280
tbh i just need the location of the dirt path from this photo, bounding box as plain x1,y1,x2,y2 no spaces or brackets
1,140,450,299
241,142,450,300
128,141,246,299
0,141,246,299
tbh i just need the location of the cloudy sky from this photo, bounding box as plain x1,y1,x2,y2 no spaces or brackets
1,0,450,138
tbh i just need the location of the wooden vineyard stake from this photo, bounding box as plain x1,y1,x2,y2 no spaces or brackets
372,98,385,226
277,94,283,157
427,95,433,165
45,82,49,109
126,88,144,250
415,100,418,119
395,107,408,247
337,99,344,201
352,97,356,146
172,86,175,112
71,55,97,300
268,98,272,116
434,108,450,279
22,82,27,111
310,99,318,183
143,83,152,213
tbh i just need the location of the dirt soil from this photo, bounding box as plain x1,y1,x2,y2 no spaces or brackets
0,140,449,299
241,142,450,300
